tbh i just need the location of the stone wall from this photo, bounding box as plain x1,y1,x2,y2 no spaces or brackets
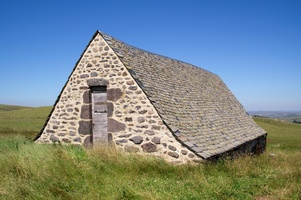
208,134,267,161
36,33,201,164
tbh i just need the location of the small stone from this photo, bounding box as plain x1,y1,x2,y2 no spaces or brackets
193,158,203,163
126,91,133,95
125,117,133,122
79,86,89,90
129,136,143,144
141,142,157,153
50,134,59,142
181,150,188,155
149,120,156,124
115,110,122,115
138,109,147,114
137,116,145,123
73,137,81,142
129,110,136,114
152,125,161,130
144,130,155,135
151,137,161,144
91,72,98,77
126,80,135,85
115,139,128,145
168,151,179,158
118,134,132,138
128,86,137,90
137,125,148,129
80,74,89,79
168,145,177,151
69,131,76,136
46,129,55,133
58,133,65,136
188,153,195,158
52,121,60,125
148,109,154,114
62,138,71,143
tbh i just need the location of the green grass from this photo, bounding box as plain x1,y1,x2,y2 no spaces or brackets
0,106,52,139
254,117,301,149
0,105,300,199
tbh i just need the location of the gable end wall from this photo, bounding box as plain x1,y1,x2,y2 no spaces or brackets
36,33,200,164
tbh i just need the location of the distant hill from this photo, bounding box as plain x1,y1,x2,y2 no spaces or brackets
0,104,32,112
248,111,301,123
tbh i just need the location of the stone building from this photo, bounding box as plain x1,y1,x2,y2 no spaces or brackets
35,31,267,163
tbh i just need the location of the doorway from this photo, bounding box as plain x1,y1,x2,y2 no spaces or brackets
91,86,108,143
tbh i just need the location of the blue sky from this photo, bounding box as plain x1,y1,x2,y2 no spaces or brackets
0,0,300,111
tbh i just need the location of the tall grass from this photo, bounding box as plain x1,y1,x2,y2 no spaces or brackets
0,135,300,200
0,107,300,199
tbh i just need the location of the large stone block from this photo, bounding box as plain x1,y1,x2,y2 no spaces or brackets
78,120,92,135
83,91,90,103
84,135,92,147
151,137,161,144
87,78,109,86
108,118,126,132
130,136,143,144
107,88,123,101
141,142,157,153
81,105,91,119
107,102,114,117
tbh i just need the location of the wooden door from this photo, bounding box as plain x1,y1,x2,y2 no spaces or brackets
91,86,108,144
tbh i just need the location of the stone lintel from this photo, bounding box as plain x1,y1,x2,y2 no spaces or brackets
87,78,109,86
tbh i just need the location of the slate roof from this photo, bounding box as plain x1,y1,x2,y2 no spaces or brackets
98,31,266,159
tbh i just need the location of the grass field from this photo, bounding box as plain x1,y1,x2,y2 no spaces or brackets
0,105,300,199
254,117,301,149
0,106,52,139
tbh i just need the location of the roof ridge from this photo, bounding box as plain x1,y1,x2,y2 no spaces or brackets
97,30,217,77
